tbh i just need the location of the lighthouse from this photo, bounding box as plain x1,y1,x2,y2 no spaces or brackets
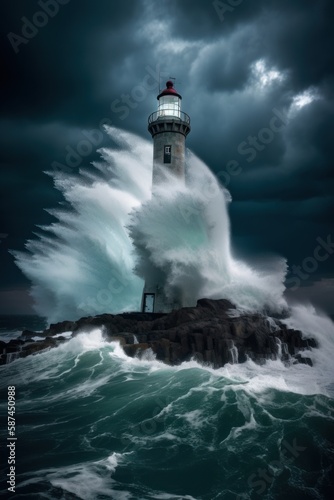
148,80,191,185
141,80,191,313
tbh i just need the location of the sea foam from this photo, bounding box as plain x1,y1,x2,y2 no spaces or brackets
13,126,287,322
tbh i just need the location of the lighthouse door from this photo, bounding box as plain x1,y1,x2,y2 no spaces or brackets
143,293,155,313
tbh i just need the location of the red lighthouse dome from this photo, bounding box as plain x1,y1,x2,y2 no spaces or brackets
157,80,182,100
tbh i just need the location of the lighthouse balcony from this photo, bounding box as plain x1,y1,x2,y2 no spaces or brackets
148,109,190,125
148,110,191,137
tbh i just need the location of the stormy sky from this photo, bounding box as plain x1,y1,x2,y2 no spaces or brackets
1,0,333,314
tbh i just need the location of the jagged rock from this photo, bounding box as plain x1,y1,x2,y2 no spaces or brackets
21,329,37,340
1,298,318,368
44,320,77,336
21,338,58,354
123,343,150,357
231,320,246,338
109,335,127,346
197,298,236,314
293,354,313,366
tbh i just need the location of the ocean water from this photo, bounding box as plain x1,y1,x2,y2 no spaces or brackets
0,315,47,343
1,310,334,500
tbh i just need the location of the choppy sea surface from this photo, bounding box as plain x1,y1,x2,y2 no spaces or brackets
1,314,334,500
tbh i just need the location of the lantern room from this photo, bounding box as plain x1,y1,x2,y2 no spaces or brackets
157,80,182,118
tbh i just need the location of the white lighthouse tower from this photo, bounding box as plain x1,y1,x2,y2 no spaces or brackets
148,80,191,184
141,80,191,313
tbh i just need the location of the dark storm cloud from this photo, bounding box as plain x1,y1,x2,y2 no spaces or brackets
166,0,266,39
0,0,333,312
169,0,334,92
2,0,145,123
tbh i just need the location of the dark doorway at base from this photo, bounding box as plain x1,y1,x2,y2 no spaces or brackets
143,293,155,313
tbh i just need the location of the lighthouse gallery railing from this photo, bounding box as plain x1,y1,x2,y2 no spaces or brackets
148,110,191,125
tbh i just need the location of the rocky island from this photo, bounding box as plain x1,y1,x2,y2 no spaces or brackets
0,298,317,367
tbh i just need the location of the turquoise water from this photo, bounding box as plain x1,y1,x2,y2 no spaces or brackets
1,322,334,500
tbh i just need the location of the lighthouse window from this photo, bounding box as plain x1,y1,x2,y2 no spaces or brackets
164,145,171,163
158,96,181,118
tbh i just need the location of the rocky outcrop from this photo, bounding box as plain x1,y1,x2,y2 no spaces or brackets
0,299,317,367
